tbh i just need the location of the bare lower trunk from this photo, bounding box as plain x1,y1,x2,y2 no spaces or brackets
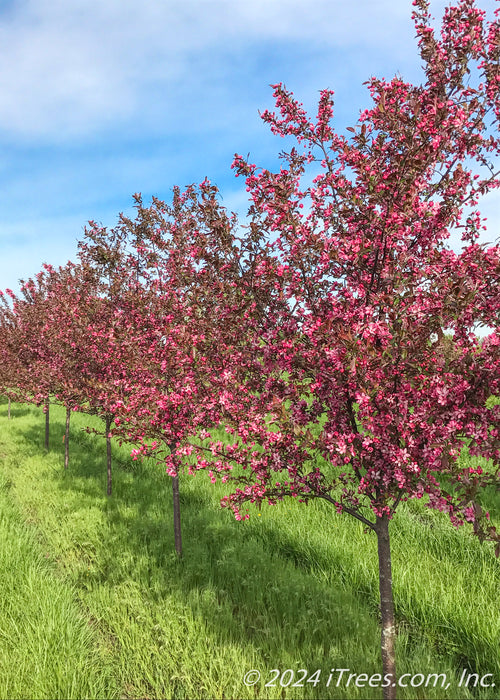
8,397,11,420
105,414,112,496
172,474,182,557
64,407,71,469
44,399,50,450
375,514,397,700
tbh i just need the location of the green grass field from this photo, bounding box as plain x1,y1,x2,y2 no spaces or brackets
0,399,498,699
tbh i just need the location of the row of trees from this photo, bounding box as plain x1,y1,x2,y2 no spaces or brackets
1,1,499,696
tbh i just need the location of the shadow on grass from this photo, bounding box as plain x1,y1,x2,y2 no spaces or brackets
10,410,382,678
7,407,499,699
0,403,34,420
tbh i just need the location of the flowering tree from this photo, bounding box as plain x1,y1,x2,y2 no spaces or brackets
0,260,125,477
0,290,25,420
30,261,107,470
1,0,497,691
154,1,500,696
77,190,251,555
0,273,69,449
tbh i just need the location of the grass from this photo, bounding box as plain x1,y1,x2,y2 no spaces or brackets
0,398,498,699
0,450,116,698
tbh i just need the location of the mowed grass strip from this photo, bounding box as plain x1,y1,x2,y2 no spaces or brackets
0,398,498,699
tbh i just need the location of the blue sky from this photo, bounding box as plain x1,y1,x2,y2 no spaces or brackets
0,0,498,294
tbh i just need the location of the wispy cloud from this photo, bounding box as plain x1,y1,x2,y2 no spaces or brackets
0,0,460,142
0,0,497,295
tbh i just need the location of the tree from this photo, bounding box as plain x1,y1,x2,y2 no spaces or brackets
0,272,68,449
31,260,108,470
0,289,25,419
77,189,251,556
162,1,500,696
0,260,124,476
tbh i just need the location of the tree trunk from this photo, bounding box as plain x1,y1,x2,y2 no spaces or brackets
64,407,71,469
7,397,10,420
172,473,182,557
375,514,397,699
105,414,112,496
44,399,50,451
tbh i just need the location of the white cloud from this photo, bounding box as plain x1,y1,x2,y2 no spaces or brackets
0,0,498,299
3,0,491,142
